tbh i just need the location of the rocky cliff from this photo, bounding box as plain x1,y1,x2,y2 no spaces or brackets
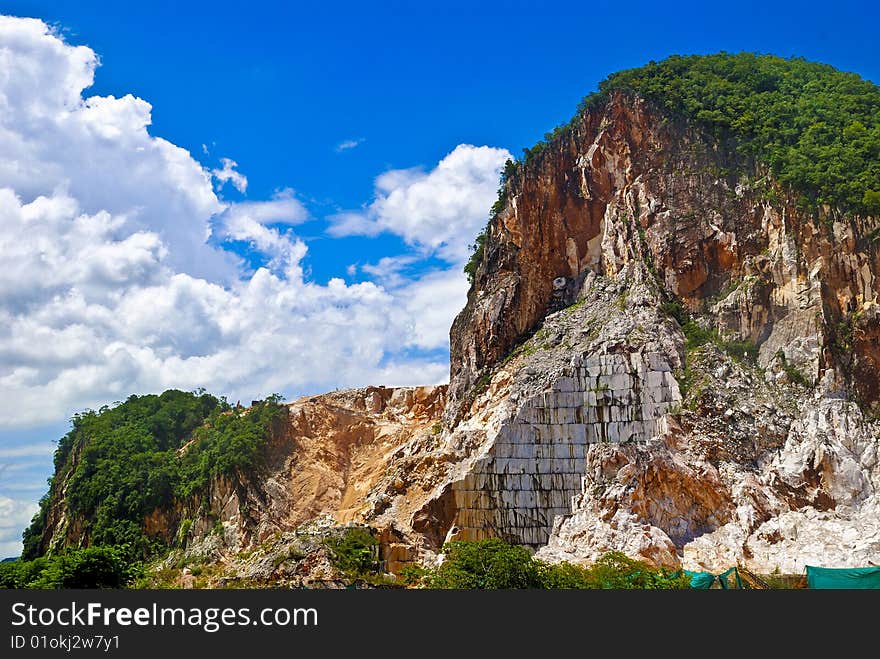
30,54,880,580
389,64,880,572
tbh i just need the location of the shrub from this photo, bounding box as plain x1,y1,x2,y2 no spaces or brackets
0,546,141,589
419,539,690,590
536,561,594,589
570,551,691,589
323,527,379,578
427,538,541,589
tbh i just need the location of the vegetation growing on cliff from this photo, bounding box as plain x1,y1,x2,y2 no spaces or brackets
660,298,758,364
323,527,379,579
21,390,285,560
464,159,517,285
587,53,880,215
597,53,880,215
468,53,880,286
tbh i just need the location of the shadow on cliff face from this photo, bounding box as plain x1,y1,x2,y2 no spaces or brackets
411,483,457,549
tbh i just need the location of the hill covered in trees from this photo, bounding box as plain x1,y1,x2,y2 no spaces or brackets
22,390,285,560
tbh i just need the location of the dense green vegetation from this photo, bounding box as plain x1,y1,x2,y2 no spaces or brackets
467,53,880,282
563,53,880,215
21,390,285,560
416,538,690,589
0,546,141,589
593,53,880,215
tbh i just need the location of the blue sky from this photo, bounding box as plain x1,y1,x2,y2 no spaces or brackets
7,0,879,281
0,0,877,557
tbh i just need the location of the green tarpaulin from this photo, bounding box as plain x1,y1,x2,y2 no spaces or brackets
806,565,880,589
684,567,743,589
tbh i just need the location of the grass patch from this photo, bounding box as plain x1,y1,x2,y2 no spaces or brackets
662,298,758,363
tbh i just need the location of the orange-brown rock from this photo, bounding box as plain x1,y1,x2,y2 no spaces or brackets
448,92,880,426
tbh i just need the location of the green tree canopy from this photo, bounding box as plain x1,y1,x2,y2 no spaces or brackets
22,390,285,559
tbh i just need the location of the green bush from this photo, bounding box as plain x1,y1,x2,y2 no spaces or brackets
0,546,141,589
0,557,48,589
323,527,379,578
427,538,541,589
536,560,594,589
421,539,689,589
571,551,691,589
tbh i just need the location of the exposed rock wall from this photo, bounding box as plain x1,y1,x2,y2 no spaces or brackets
447,92,880,427
451,351,681,548
197,92,878,574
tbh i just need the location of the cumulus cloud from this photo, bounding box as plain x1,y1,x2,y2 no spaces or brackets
360,255,419,287
211,157,248,193
0,16,459,430
0,15,507,553
327,144,511,263
220,188,308,228
0,495,37,558
0,17,228,282
0,187,427,426
0,18,510,414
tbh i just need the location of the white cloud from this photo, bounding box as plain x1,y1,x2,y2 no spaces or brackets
220,188,308,228
0,16,468,431
0,17,229,282
0,14,507,427
0,14,520,559
211,157,248,193
335,138,365,152
360,255,419,288
0,495,37,558
327,144,511,264
398,268,470,350
328,210,383,237
0,444,54,459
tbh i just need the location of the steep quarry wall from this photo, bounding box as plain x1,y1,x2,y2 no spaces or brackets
451,351,680,548
394,90,880,572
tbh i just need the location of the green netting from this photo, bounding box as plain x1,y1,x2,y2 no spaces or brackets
806,566,880,589
685,570,717,589
684,567,743,589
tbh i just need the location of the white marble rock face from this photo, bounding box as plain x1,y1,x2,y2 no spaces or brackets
452,352,681,548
